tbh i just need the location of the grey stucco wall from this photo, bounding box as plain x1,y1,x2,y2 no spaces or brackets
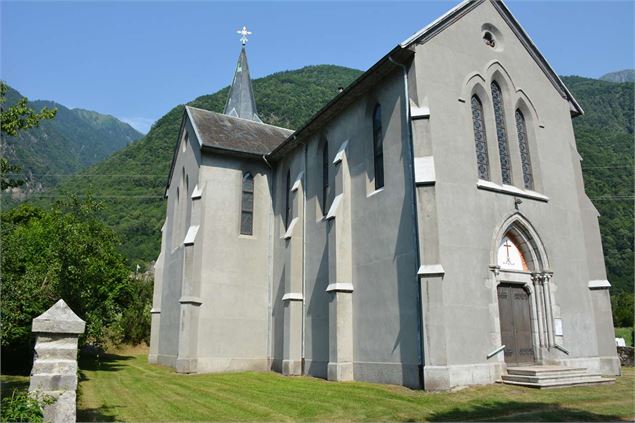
194,154,273,372
156,119,201,367
409,0,618,385
270,69,421,386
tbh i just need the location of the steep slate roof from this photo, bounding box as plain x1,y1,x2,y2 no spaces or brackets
223,47,262,123
188,106,292,156
268,0,584,160
165,106,292,194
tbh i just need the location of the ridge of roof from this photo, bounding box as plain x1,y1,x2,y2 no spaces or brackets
269,0,583,160
186,105,292,133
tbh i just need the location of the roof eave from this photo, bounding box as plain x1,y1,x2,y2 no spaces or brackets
200,144,266,160
268,45,413,160
164,107,189,197
400,0,584,117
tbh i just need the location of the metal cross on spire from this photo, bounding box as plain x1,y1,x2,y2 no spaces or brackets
237,26,252,45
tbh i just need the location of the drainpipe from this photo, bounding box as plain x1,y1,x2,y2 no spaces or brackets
389,54,425,388
301,138,307,372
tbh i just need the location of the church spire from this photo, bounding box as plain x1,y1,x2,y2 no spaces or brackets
224,26,262,123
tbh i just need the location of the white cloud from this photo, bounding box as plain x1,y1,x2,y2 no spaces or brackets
119,116,156,134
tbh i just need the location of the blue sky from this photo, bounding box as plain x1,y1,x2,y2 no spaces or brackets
2,1,634,134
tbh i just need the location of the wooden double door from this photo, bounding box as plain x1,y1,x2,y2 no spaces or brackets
497,283,535,365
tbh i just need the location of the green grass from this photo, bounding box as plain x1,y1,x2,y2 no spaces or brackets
72,354,633,422
616,327,634,347
3,354,633,422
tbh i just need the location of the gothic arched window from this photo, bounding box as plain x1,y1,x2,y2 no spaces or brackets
285,168,291,228
240,172,254,235
515,109,534,190
471,95,490,180
321,142,329,215
491,81,512,184
372,104,384,189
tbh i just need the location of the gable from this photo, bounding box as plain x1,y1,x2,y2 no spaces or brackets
400,0,583,116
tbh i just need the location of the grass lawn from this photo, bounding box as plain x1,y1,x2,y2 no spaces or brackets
616,327,634,347
3,351,634,422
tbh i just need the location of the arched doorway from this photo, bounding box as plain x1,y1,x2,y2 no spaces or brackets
491,214,554,366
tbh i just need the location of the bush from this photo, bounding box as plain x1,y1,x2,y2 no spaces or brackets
0,390,53,423
0,198,151,373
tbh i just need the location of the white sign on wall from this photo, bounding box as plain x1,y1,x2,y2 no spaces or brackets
554,318,564,336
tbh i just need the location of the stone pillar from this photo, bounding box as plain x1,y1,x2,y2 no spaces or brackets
542,272,555,348
176,185,203,373
149,222,167,364
282,171,304,376
326,140,354,382
29,299,85,423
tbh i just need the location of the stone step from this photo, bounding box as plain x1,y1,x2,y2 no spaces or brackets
501,373,604,385
500,365,615,388
498,376,615,389
506,365,587,376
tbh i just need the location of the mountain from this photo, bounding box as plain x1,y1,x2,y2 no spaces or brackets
561,76,634,294
1,84,143,202
41,65,363,264
38,69,633,296
600,69,635,83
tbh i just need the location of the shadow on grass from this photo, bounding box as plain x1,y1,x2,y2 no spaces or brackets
428,401,624,422
78,352,134,377
77,404,119,422
77,353,134,422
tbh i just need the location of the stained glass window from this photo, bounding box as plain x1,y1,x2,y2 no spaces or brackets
240,172,254,235
471,95,490,180
322,142,330,215
491,82,512,184
515,110,534,190
372,104,384,189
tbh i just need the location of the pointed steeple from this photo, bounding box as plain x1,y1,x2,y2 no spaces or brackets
224,28,262,123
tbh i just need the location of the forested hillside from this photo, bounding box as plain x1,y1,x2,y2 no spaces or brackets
1,84,142,203
35,70,633,298
562,76,634,295
42,66,362,264
600,69,635,83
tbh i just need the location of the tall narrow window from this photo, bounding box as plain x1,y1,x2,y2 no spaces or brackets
372,104,384,189
173,186,180,249
285,169,291,228
515,109,534,190
471,95,490,180
322,142,329,215
491,81,512,184
240,172,254,235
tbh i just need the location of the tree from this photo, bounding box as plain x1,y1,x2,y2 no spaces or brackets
0,81,57,190
0,198,138,373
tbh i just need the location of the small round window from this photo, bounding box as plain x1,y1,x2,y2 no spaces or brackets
481,23,504,52
483,31,496,48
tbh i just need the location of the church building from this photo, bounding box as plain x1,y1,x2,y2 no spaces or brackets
149,0,620,390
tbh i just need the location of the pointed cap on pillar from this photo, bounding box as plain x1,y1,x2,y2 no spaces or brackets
32,299,86,334
223,28,262,123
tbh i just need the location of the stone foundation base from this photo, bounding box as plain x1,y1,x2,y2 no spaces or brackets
548,355,621,376
328,361,353,381
147,353,158,364
156,353,177,368
423,362,504,391
194,357,269,373
282,359,302,376
176,357,198,373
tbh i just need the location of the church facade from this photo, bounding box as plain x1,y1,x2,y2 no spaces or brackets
149,0,620,390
